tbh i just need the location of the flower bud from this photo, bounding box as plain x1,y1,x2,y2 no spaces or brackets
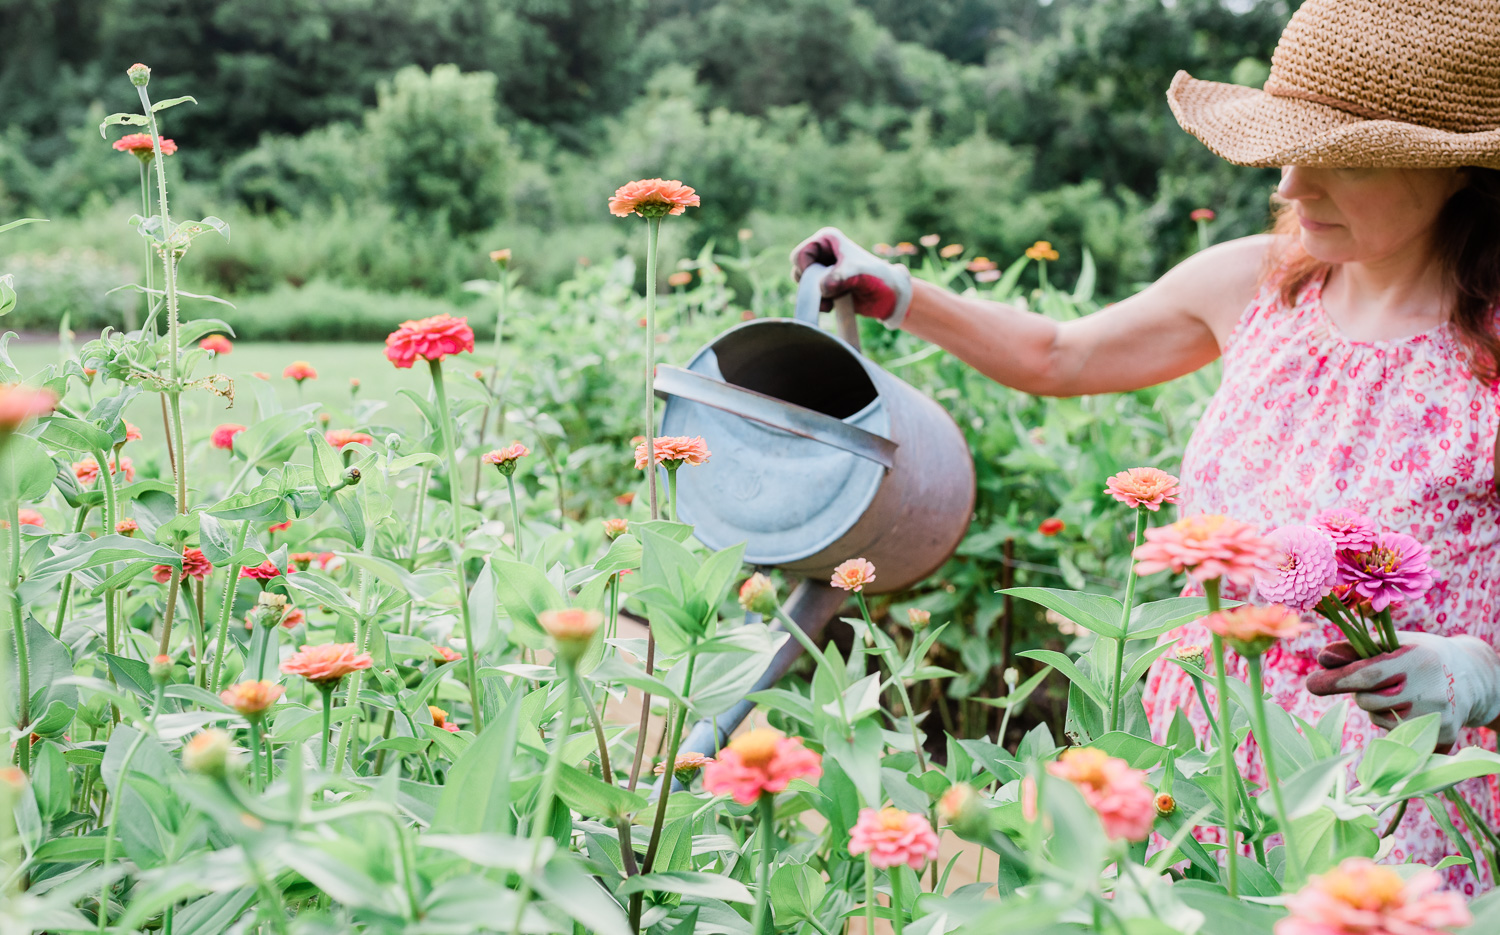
655,751,714,784
342,467,361,486
182,729,231,777
490,248,512,265
1174,644,1206,670
539,608,602,664
1154,792,1176,816
737,573,778,616
1003,667,1020,692
937,782,989,838
127,63,151,86
908,608,931,630
603,518,629,539
149,654,173,682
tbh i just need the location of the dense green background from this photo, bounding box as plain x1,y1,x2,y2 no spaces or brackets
3,0,1298,330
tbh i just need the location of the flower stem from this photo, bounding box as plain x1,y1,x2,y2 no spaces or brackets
666,466,678,523
428,359,483,732
1245,654,1301,886
1205,578,1237,897
247,719,264,793
888,867,906,935
506,473,523,558
98,726,148,933
1109,508,1146,732
209,522,250,693
864,859,876,935
630,647,698,931
6,500,27,773
772,606,849,732
1317,596,1380,658
643,216,661,521
858,592,925,771
318,683,335,770
573,667,638,876
51,505,91,638
511,666,575,935
750,796,775,935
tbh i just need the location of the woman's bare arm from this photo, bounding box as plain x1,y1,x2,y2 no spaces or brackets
901,235,1275,397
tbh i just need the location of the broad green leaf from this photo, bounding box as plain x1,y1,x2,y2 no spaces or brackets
0,435,57,503
432,694,523,834
617,871,752,904
1001,588,1123,639
554,760,646,818
1016,649,1109,709
492,558,565,640
39,416,115,453
1127,596,1217,640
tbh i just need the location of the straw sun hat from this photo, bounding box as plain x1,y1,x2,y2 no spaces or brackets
1168,0,1500,169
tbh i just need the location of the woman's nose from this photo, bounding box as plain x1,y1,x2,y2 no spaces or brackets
1277,166,1320,201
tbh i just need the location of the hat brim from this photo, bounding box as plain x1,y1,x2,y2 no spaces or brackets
1167,71,1500,170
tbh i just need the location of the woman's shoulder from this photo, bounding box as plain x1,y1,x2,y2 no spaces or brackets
1157,234,1279,349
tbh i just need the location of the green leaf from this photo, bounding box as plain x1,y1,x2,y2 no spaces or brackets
1016,649,1109,709
0,435,57,503
206,484,288,524
1127,596,1217,641
33,835,108,864
151,95,198,112
433,694,523,834
39,416,115,453
99,112,148,136
492,558,565,640
0,218,46,236
1275,754,1355,820
554,760,647,818
306,428,343,496
30,534,181,579
769,862,826,920
1001,588,1123,638
1398,746,1500,799
617,871,752,904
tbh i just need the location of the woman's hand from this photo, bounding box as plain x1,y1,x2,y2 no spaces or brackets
789,228,913,327
1305,631,1500,748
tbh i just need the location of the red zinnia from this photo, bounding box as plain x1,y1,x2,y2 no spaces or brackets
199,334,232,355
325,429,374,448
608,179,700,219
384,314,475,368
112,133,177,162
153,547,212,583
239,561,288,580
211,423,246,451
1038,518,1065,536
283,361,317,382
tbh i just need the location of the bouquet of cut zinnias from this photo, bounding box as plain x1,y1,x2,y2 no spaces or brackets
1254,507,1434,657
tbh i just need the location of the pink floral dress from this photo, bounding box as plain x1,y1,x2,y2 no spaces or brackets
1140,272,1500,894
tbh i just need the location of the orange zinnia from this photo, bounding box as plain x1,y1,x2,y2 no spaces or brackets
608,179,700,219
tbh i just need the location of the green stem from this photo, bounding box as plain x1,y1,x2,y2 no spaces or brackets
858,592,925,772
506,473,523,559
1205,579,1237,897
666,467,678,523
6,500,27,774
630,648,698,931
247,719,263,793
573,668,638,876
1317,596,1380,658
52,505,91,638
864,858,876,935
1245,654,1301,886
888,866,906,935
225,458,259,498
318,683,335,770
428,359,483,732
134,159,149,332
1110,508,1146,732
643,216,661,521
512,667,576,935
750,796,775,935
98,726,148,933
772,606,849,733
209,522,250,693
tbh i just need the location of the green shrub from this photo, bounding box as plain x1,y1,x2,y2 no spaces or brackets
205,280,477,342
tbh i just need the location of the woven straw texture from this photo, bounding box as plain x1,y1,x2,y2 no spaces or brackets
1168,0,1500,169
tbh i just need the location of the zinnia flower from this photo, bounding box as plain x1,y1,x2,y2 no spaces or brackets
940,243,964,258
667,271,693,287
1038,517,1065,536
603,517,629,538
280,608,306,629
615,492,635,507
283,361,317,383
429,705,460,732
919,234,940,247
1104,467,1182,511
830,558,876,592
280,643,372,685
737,573,778,615
1035,747,1156,842
1174,644,1207,669
490,248,511,264
325,429,374,448
268,520,292,534
435,646,462,663
384,314,476,368
0,385,56,433
847,807,940,870
1201,604,1307,656
894,242,918,256
124,422,142,442
908,608,931,629
655,752,714,783
482,443,530,476
937,783,987,837
1314,508,1379,552
966,257,997,273
608,179,700,219
182,729,230,776
1190,208,1216,222
239,561,288,580
702,730,822,804
220,681,284,718
1025,241,1060,261
111,133,177,162
17,510,43,527
633,435,710,469
199,334,232,355
1275,858,1470,935
211,423,247,451
1337,533,1434,612
539,608,601,646
1256,525,1339,611
1131,514,1277,584
153,547,212,584
1155,793,1176,816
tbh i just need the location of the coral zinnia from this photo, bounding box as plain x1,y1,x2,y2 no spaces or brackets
283,361,317,382
1190,208,1216,222
124,422,142,442
198,334,232,355
847,807,941,870
280,642,372,685
1201,604,1308,656
702,729,822,805
153,547,212,584
384,314,476,368
239,561,288,580
112,133,177,162
1275,858,1470,935
1131,514,1276,585
539,608,602,646
633,435,710,469
1256,525,1339,611
602,517,629,538
18,510,43,527
482,443,530,476
0,384,57,432
1036,747,1156,842
72,456,134,486
211,423,247,451
324,429,374,448
1314,508,1379,553
655,752,715,783
220,680,284,718
608,178,700,219
1337,532,1434,613
1104,467,1182,511
737,573,778,615
830,558,876,592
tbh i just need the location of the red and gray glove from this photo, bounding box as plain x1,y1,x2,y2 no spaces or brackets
1306,631,1500,748
790,227,913,329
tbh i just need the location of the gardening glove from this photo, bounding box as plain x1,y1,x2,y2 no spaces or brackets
1305,631,1500,748
790,227,913,329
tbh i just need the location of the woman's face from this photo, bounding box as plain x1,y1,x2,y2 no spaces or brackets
1276,166,1466,265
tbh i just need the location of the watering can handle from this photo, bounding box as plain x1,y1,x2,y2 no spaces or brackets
654,365,896,470
794,263,862,352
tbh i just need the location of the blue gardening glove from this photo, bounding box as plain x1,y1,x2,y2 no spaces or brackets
1306,631,1500,748
790,227,913,328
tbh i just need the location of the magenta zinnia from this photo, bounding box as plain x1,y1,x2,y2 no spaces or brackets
1337,532,1434,612
1314,508,1379,552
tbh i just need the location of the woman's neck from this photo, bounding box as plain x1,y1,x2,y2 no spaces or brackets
1322,240,1451,342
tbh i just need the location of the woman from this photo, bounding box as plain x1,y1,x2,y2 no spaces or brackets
791,0,1500,891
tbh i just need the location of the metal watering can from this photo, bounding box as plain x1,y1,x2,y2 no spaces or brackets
655,263,975,593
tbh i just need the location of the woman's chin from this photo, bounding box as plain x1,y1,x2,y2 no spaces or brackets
1298,229,1355,264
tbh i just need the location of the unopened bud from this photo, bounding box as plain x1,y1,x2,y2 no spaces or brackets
908,608,931,629
149,654,173,682
1003,667,1020,691
342,467,361,486
182,729,231,777
1154,792,1176,816
737,573,778,616
938,782,989,838
1174,644,1206,670
603,518,629,539
127,63,151,87
539,609,602,664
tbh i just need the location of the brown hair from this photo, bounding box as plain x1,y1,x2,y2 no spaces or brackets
1266,168,1500,384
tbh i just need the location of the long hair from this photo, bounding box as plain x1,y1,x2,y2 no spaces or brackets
1266,168,1500,385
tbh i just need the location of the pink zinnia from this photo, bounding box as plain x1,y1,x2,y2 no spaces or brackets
633,435,710,469
283,361,317,382
830,558,876,592
72,455,134,486
111,133,177,161
152,547,212,584
1275,858,1470,935
608,179,700,219
384,314,476,368
239,561,288,580
483,443,530,466
18,510,43,527
1314,508,1379,552
1032,747,1157,842
325,429,374,448
1131,514,1277,585
199,334,233,355
280,642,372,685
1337,532,1434,613
1190,208,1215,222
1256,525,1338,611
0,384,55,432
701,730,822,805
1201,604,1308,656
1104,467,1182,511
212,423,247,451
847,807,941,870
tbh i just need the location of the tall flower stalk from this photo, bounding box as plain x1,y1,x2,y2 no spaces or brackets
1204,579,1238,895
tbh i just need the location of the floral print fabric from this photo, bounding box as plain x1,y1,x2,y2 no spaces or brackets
1141,272,1500,893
